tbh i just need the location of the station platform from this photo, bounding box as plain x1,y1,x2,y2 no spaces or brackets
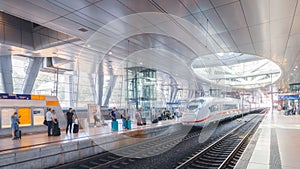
0,119,181,169
236,109,300,169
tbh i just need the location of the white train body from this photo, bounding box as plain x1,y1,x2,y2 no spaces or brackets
181,97,253,126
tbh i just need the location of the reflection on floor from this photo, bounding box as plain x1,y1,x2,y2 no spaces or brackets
244,110,300,169
0,119,180,154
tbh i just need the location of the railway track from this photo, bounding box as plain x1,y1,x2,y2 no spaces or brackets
175,109,267,169
53,109,266,169
53,126,199,169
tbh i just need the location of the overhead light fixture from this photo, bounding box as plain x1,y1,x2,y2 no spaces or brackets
216,53,224,56
139,62,143,65
108,51,112,55
78,28,88,32
295,66,298,68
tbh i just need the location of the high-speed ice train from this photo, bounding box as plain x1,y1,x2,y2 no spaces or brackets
181,97,258,126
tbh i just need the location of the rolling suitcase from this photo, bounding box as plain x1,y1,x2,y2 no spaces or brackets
142,118,146,125
152,118,158,124
73,124,79,133
125,120,131,129
53,123,61,136
15,130,21,139
112,121,118,131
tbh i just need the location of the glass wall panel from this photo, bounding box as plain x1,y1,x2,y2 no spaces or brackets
1,108,16,128
12,55,31,93
33,108,44,126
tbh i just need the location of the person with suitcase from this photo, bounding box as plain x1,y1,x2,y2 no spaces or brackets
135,108,143,126
66,108,74,134
73,115,79,133
151,107,158,124
110,107,118,131
11,112,21,140
121,109,127,129
52,109,60,136
46,108,53,136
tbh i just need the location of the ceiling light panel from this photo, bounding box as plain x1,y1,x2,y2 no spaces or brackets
216,1,247,31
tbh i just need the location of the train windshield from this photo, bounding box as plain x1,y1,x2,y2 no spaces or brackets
187,99,205,110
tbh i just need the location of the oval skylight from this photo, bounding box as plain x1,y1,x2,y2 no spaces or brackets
191,52,281,89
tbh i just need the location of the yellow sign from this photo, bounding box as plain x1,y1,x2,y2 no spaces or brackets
18,108,31,125
46,101,59,106
31,95,45,100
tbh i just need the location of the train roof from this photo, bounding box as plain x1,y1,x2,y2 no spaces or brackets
189,97,241,103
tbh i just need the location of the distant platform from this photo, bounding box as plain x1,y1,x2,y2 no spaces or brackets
0,119,181,169
236,110,300,169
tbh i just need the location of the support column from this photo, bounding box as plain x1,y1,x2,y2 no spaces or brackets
22,57,43,94
103,75,118,107
88,74,96,103
97,62,104,106
0,55,13,93
69,75,74,108
169,76,178,102
172,88,178,102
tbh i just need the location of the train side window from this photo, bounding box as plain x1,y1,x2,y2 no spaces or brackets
209,105,219,112
33,108,45,126
1,108,16,128
224,104,238,110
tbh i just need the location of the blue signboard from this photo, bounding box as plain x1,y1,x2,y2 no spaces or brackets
0,93,17,99
16,94,31,100
0,93,31,100
278,95,299,100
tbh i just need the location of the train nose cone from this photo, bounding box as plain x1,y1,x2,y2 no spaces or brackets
182,113,196,124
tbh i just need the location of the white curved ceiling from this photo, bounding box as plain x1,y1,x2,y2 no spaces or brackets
191,52,281,89
0,0,299,90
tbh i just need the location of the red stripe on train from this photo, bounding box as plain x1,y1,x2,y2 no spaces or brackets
182,115,211,123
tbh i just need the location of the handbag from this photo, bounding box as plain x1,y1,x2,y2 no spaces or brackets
43,118,48,126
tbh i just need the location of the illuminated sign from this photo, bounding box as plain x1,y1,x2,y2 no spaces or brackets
0,93,38,100
278,95,299,100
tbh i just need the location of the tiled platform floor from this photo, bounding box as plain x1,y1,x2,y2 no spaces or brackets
237,110,300,169
0,119,179,154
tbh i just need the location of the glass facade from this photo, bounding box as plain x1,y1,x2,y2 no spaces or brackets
12,56,31,93
126,67,157,111
0,56,193,111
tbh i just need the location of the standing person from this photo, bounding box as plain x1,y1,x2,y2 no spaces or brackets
11,112,20,140
135,108,142,125
151,107,156,121
52,109,58,129
66,108,74,134
175,108,179,121
52,109,61,136
73,115,79,133
46,108,53,136
93,112,100,127
110,107,117,121
121,109,127,129
52,109,58,124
